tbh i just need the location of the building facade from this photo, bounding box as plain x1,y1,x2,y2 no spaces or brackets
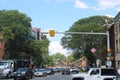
113,12,120,67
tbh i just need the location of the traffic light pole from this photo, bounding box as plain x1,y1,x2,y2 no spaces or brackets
43,30,112,67
42,31,110,50
106,31,110,51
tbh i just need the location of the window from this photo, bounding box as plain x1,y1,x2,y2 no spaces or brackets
119,23,120,33
90,69,99,75
101,69,117,76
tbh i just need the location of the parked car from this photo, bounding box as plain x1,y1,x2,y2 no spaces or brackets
72,67,117,80
70,67,80,73
13,68,34,80
34,69,47,77
45,68,55,75
61,67,70,75
52,67,63,73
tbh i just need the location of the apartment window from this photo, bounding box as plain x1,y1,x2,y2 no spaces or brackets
115,25,118,35
116,40,118,51
119,38,120,50
119,23,120,33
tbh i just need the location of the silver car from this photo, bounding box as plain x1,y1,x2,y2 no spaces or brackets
34,69,47,77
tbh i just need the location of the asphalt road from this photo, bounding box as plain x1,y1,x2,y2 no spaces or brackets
1,73,73,80
33,73,72,80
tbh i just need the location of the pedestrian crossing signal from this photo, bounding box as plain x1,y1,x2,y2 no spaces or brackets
107,48,111,53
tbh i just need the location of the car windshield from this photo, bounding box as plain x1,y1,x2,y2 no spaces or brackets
101,69,117,76
0,62,8,66
37,69,46,72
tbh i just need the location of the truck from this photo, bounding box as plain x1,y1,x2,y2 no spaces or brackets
72,67,117,80
0,59,30,78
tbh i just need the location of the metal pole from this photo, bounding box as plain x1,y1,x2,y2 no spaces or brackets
42,31,110,50
107,31,110,49
55,31,107,35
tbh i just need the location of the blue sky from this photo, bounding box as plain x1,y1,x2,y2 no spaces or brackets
0,0,120,56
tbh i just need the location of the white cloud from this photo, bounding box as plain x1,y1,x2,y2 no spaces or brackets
74,0,88,9
105,14,114,18
95,0,120,10
49,41,69,56
45,0,89,9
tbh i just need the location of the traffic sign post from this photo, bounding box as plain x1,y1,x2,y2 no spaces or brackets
91,48,96,53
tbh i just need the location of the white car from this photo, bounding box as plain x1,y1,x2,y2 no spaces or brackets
72,67,117,80
34,69,47,77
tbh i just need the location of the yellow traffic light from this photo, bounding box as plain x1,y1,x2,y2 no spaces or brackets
49,30,55,37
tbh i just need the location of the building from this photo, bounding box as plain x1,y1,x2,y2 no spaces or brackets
107,12,120,67
113,12,120,67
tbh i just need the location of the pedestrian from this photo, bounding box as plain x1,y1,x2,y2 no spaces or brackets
117,66,120,80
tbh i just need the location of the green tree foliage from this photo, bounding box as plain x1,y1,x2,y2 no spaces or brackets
52,52,66,62
0,10,51,67
0,10,32,59
30,39,50,67
61,16,113,64
0,10,31,40
66,53,74,62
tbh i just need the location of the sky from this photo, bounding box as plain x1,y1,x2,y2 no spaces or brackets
0,0,120,56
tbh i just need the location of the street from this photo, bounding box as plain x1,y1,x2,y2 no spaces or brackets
0,73,73,80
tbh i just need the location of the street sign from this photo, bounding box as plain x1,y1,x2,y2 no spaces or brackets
91,48,96,53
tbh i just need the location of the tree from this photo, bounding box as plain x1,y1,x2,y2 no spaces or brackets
0,10,32,59
0,10,51,68
28,39,50,67
61,16,113,64
52,52,66,61
0,10,31,40
66,53,74,62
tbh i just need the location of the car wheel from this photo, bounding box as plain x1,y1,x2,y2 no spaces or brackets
14,78,17,80
6,72,11,79
24,75,28,80
30,75,34,79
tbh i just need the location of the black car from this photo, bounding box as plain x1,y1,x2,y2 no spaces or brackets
45,68,55,75
13,68,34,80
61,67,70,75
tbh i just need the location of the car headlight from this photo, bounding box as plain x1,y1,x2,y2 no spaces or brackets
21,72,26,75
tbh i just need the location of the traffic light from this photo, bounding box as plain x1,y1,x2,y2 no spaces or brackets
49,30,55,37
37,28,40,40
37,32,39,40
107,48,111,53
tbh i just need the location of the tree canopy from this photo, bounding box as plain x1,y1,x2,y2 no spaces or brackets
0,10,51,67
